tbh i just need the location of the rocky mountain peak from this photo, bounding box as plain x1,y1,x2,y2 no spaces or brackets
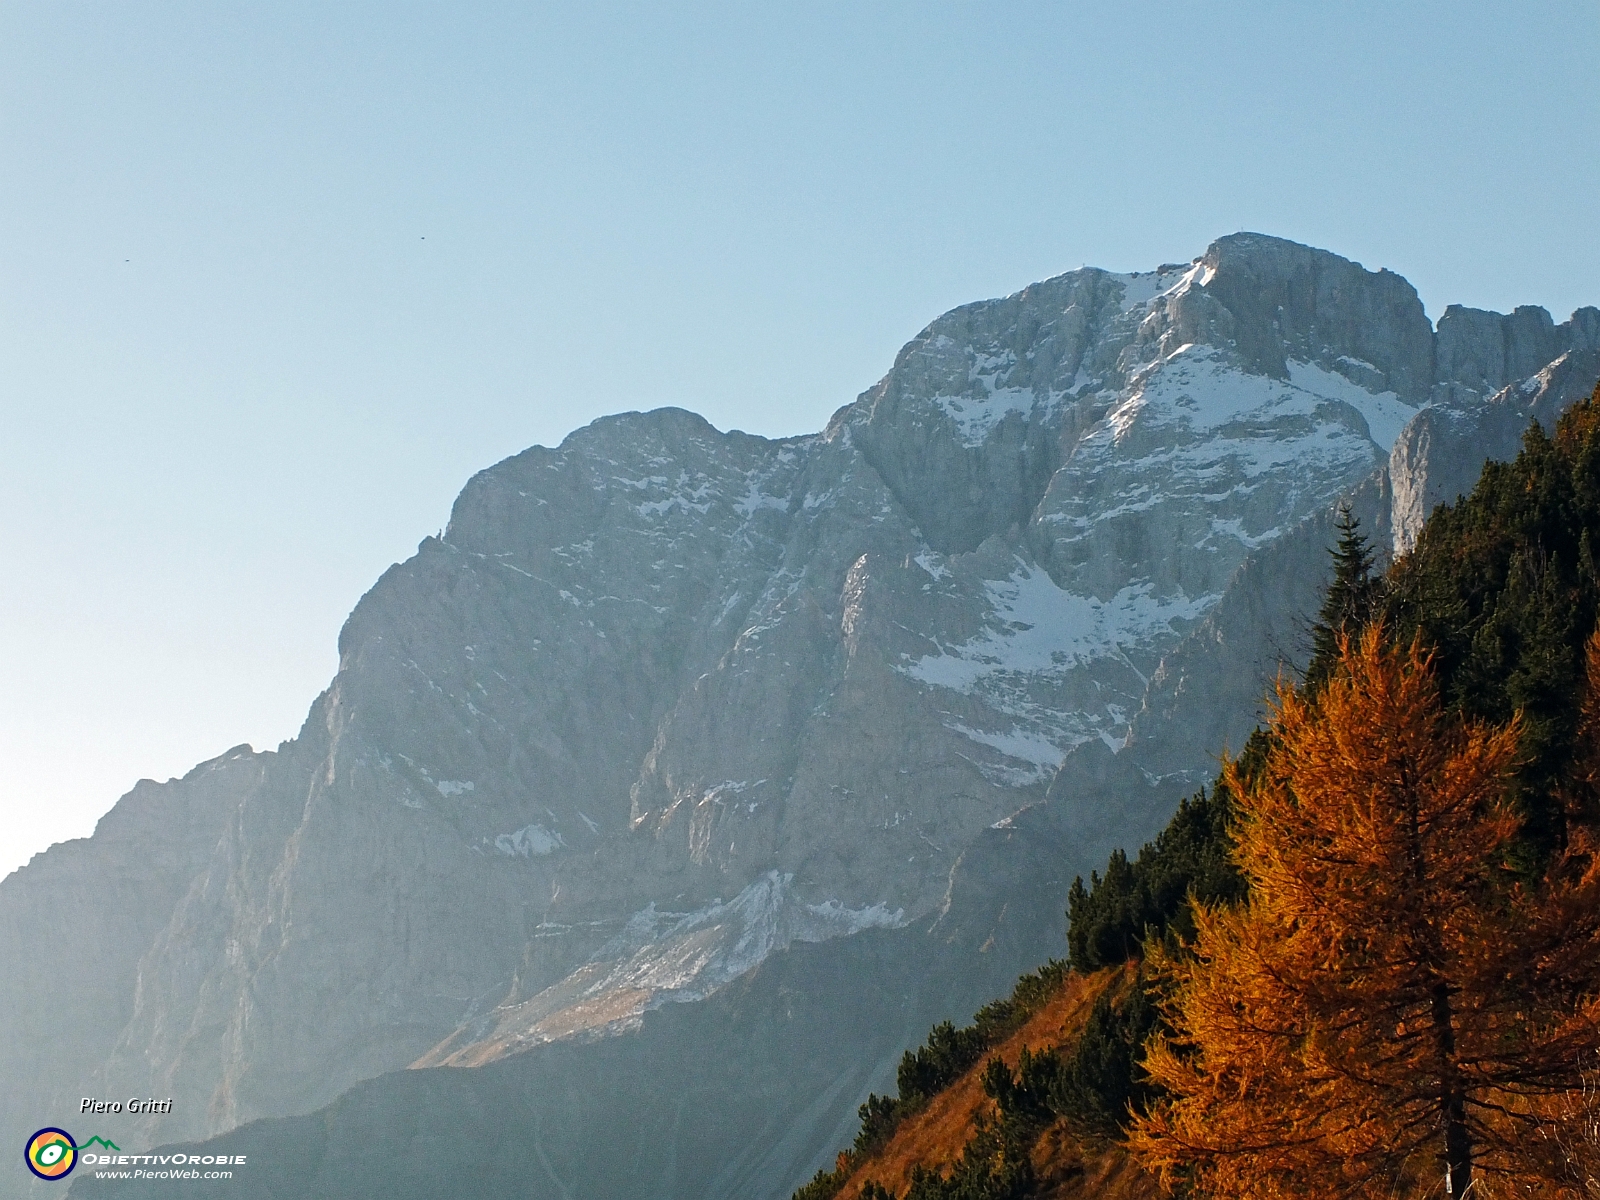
1122,232,1431,400
4,236,1595,1191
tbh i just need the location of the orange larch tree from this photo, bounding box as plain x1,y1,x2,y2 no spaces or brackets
1129,627,1600,1200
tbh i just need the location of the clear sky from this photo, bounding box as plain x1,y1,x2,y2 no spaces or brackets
2,1,1597,878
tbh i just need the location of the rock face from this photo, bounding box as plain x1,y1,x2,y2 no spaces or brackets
1391,345,1600,552
3,233,1596,1200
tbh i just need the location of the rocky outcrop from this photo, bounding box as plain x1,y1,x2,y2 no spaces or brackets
1181,233,1436,399
7,234,1598,1200
1391,343,1600,552
1433,303,1598,402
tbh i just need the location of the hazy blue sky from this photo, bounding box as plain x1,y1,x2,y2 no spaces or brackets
3,1,1597,877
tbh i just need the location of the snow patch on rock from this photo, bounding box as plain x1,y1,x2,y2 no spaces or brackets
934,387,1043,447
904,561,1214,689
416,872,905,1066
1286,359,1419,452
945,721,1065,782
591,871,904,997
494,824,564,857
1112,262,1204,313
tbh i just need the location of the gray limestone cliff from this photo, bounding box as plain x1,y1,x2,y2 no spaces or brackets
1,233,1594,1200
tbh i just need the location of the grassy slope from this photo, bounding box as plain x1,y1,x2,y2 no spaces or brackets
833,965,1160,1200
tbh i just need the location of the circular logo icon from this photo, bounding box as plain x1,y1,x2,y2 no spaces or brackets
25,1129,77,1181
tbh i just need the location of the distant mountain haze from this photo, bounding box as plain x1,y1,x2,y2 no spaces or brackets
2,233,1595,1200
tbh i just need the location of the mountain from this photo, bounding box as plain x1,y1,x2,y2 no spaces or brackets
855,385,1600,1200
3,233,1595,1200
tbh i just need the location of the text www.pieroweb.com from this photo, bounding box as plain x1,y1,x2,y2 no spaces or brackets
84,1152,244,1181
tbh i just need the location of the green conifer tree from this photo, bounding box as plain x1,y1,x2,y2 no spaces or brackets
1304,505,1382,690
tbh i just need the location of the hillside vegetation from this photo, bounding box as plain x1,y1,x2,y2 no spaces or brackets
794,383,1600,1200
793,962,1159,1200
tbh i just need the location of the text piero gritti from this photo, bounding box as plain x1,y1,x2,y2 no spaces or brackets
81,1096,173,1114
